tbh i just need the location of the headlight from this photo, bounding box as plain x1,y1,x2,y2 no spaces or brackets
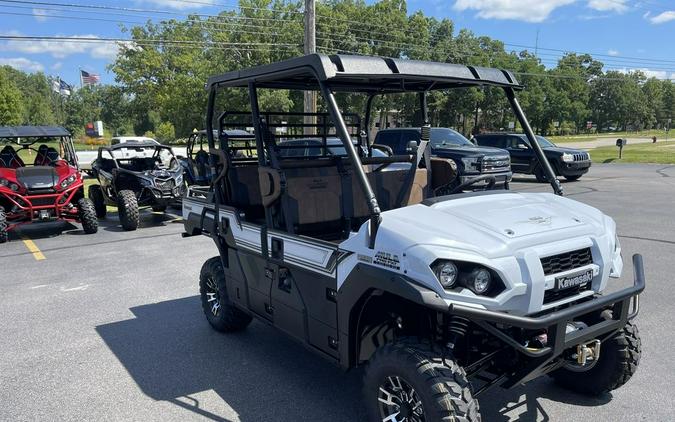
1,178,19,191
60,175,77,189
0,178,8,187
433,261,458,288
562,153,574,163
461,157,480,172
462,268,492,294
432,260,502,296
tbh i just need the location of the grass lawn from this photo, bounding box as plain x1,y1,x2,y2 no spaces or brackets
550,130,670,144
589,141,675,164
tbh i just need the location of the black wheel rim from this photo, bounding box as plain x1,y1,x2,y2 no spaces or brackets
377,375,425,422
205,276,221,317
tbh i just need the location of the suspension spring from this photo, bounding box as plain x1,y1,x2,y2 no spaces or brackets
447,316,469,349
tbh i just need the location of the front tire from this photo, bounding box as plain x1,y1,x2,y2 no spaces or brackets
88,184,106,218
363,338,481,422
565,175,582,182
199,257,252,332
550,320,641,396
117,190,139,231
77,198,98,234
0,208,8,244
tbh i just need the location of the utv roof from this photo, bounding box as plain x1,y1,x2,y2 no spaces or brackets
0,126,70,139
207,54,521,92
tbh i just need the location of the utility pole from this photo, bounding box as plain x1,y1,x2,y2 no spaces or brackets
304,0,316,134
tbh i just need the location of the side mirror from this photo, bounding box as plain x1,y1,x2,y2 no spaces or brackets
406,140,419,153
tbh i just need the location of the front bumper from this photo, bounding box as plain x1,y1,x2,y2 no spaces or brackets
0,183,82,230
449,254,644,387
460,171,512,185
560,160,591,176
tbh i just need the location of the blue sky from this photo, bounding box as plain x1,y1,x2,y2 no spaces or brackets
0,0,673,87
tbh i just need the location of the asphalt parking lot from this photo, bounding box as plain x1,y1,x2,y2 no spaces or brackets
1,163,674,422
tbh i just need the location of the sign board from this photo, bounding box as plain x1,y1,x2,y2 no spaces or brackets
85,121,104,137
553,121,559,128
508,121,515,130
586,121,593,129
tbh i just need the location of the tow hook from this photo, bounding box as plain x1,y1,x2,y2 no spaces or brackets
575,339,601,366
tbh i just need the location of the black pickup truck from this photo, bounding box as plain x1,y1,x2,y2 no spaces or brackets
374,127,512,189
473,133,591,182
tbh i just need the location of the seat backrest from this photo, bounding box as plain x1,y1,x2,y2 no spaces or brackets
45,147,60,164
282,166,343,228
194,149,211,181
352,168,428,218
430,157,457,191
34,144,50,166
228,164,263,207
0,145,24,168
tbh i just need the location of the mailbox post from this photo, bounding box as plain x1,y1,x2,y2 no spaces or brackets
616,138,627,159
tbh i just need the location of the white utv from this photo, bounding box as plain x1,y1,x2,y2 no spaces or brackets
182,54,644,421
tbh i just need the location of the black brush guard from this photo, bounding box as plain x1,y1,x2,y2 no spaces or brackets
449,254,645,390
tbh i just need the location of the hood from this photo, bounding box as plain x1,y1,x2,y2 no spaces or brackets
342,192,608,259
16,166,58,190
432,145,509,158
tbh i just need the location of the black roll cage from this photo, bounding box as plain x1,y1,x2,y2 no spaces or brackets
97,143,177,169
204,54,562,247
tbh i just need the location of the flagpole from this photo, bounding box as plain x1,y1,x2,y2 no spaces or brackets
79,67,83,89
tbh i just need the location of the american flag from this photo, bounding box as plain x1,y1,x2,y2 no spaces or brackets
80,69,100,86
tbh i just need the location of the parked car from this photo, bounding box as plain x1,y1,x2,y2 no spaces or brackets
182,54,643,422
77,136,187,173
89,143,185,231
374,127,512,189
0,126,97,242
473,133,591,182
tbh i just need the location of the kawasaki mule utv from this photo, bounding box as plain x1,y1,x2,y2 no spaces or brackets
182,54,644,421
89,142,185,231
0,126,97,242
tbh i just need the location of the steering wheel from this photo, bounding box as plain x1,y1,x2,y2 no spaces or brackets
449,174,497,194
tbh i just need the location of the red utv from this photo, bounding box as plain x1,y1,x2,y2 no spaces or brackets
0,126,98,243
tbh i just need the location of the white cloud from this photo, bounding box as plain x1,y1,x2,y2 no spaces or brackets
0,57,44,72
33,8,48,22
617,67,674,80
453,0,575,23
649,11,675,24
139,0,216,10
607,49,619,56
0,32,121,61
51,62,63,70
587,0,627,12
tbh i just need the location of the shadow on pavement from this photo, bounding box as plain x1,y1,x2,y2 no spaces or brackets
96,296,609,422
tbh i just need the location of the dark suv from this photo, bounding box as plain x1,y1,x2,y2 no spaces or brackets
473,133,591,182
374,127,512,189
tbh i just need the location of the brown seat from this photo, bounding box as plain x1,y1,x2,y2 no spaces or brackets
283,166,343,229
429,157,457,192
352,168,428,218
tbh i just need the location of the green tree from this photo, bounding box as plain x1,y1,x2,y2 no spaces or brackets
0,67,24,125
155,121,176,143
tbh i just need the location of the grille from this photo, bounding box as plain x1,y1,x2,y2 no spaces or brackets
540,248,593,276
573,152,589,161
544,283,591,304
481,156,511,173
155,179,174,192
27,196,57,207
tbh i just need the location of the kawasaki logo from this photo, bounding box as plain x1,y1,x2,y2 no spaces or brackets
556,270,593,290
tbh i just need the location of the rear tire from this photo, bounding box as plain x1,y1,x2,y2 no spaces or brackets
77,198,98,234
117,190,139,231
550,320,641,396
363,338,481,422
0,208,8,244
88,184,106,218
199,256,252,332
